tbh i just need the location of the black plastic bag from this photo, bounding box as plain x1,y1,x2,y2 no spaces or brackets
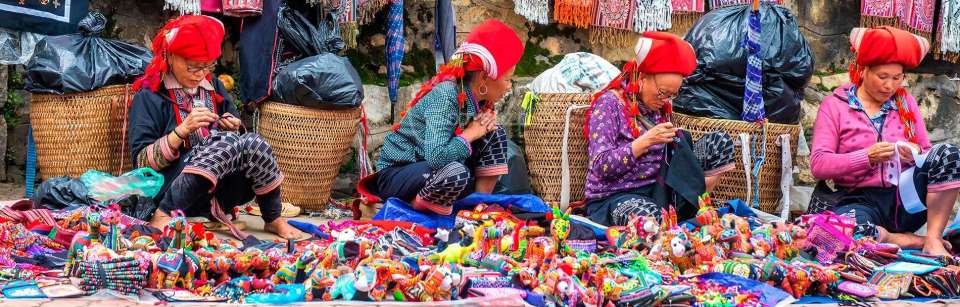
32,177,95,210
276,5,345,61
271,53,363,109
674,4,813,124
24,12,152,94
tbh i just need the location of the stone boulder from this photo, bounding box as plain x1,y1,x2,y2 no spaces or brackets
908,74,960,144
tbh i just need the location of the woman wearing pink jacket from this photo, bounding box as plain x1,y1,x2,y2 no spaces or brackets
811,26,960,256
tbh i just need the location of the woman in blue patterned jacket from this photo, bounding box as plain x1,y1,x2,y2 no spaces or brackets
359,19,524,215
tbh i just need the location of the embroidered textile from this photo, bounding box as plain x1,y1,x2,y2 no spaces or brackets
741,5,765,122
709,0,779,9
165,0,201,15
590,0,637,46
936,0,960,62
593,0,635,30
386,0,405,104
901,0,935,37
670,0,706,34
0,0,90,35
860,0,900,28
515,0,550,24
555,0,595,28
633,0,671,32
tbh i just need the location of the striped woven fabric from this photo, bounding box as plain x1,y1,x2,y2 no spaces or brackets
936,0,960,62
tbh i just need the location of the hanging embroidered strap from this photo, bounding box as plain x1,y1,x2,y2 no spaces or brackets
520,92,539,129
750,121,768,209
738,133,753,205
778,134,792,221
741,2,766,122
119,86,131,176
561,104,591,211
385,0,405,105
356,106,373,179
211,199,249,240
24,127,36,198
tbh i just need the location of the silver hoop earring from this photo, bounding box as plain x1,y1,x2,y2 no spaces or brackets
478,84,489,95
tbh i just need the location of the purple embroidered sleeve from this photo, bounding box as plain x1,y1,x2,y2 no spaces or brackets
586,93,642,181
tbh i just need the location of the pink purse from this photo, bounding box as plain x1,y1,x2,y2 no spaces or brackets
222,0,262,17
803,212,856,263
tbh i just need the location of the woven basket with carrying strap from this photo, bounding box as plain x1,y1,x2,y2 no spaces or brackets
672,113,801,216
257,102,361,211
29,85,133,180
522,92,592,208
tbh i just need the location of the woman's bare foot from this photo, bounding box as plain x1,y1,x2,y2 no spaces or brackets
149,209,172,230
264,218,302,240
880,231,925,249
923,237,953,257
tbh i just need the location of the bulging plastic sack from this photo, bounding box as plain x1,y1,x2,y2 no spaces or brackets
80,167,165,203
24,12,152,94
271,53,363,109
673,4,814,124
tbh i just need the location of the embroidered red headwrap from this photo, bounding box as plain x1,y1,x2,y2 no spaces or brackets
393,19,524,131
848,26,930,143
586,32,697,138
133,15,226,93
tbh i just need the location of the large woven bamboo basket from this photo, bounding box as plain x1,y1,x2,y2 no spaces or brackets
672,113,801,214
30,85,133,180
522,93,592,206
257,102,360,211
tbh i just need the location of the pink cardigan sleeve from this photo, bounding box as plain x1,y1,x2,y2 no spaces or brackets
810,97,873,180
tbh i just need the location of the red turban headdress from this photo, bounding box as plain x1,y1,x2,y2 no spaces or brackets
585,32,698,139
392,19,524,131
455,19,525,80
133,15,225,93
848,26,929,85
634,32,697,76
848,26,929,144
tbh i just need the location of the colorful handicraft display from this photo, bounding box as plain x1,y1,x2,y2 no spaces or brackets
0,199,959,305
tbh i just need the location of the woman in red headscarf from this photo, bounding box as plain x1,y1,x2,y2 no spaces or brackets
357,19,524,216
128,15,300,240
583,32,736,226
811,26,960,256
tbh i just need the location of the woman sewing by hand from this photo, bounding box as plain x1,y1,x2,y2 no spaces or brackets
811,26,960,256
128,15,301,240
583,32,737,226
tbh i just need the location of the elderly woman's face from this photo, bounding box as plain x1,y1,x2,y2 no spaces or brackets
168,54,216,89
481,67,515,106
860,63,905,104
641,73,683,112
